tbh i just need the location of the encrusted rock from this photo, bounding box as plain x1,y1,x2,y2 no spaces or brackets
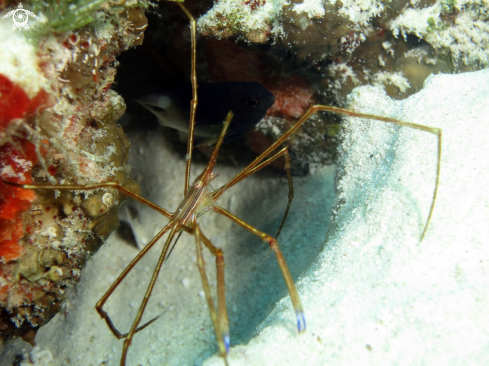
0,1,147,350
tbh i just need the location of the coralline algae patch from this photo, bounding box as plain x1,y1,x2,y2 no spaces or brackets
0,3,146,350
198,0,489,101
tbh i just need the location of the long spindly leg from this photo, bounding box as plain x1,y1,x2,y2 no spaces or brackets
215,105,442,240
199,229,230,354
169,1,198,195
120,225,179,366
95,223,173,339
276,150,294,239
194,225,229,365
2,180,172,218
213,206,306,333
212,146,294,239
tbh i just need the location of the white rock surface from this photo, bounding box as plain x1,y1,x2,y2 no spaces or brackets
2,69,488,366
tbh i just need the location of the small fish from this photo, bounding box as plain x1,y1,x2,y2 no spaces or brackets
138,81,275,145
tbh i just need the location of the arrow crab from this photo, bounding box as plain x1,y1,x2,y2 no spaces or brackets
3,1,442,365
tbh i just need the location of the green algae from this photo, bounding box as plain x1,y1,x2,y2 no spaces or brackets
25,0,150,39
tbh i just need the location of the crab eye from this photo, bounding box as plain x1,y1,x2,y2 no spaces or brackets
247,99,259,107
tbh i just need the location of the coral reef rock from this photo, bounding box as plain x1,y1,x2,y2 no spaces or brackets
0,1,146,350
198,0,489,117
196,0,486,173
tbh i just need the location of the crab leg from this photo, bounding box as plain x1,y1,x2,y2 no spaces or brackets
175,2,198,195
3,180,172,218
211,146,294,238
194,225,229,365
215,105,442,240
121,225,179,365
95,223,172,339
199,230,230,354
213,206,306,333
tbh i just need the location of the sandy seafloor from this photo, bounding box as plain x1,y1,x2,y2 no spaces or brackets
2,69,489,365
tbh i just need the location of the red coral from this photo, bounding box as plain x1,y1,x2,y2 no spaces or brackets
0,221,25,263
0,74,31,132
0,74,52,263
0,140,38,262
0,74,53,133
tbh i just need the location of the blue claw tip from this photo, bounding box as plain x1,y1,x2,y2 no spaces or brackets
223,333,230,354
296,311,306,333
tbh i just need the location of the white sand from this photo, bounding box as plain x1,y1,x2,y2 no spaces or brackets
2,69,488,365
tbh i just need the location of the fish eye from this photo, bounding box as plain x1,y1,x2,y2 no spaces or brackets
246,99,259,107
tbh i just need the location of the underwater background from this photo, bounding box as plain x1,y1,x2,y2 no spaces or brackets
0,0,488,365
